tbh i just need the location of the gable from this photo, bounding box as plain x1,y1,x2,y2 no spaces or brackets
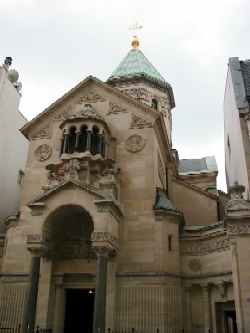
21,76,159,140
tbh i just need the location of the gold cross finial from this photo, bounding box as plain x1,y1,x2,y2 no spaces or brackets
129,22,143,49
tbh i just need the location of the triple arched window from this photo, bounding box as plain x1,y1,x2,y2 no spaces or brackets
61,124,106,158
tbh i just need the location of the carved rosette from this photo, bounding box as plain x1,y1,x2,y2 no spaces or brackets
188,259,202,272
125,134,146,153
35,144,52,162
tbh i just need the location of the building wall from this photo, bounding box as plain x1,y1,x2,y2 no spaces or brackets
172,179,218,226
0,66,28,222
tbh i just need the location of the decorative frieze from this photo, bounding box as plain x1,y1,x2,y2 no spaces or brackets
35,144,52,162
130,114,152,129
181,236,230,255
125,134,146,153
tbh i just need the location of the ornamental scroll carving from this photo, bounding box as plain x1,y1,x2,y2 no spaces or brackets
125,134,146,153
107,102,128,115
122,87,150,104
130,114,152,129
35,144,52,162
181,236,230,256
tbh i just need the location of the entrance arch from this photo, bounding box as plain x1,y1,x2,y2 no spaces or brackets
43,204,95,260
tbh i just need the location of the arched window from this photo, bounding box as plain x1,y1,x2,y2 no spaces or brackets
67,126,77,154
151,98,158,110
78,125,88,153
90,126,100,155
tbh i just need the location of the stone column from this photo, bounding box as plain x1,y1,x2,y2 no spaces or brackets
62,131,69,154
91,231,118,333
92,247,110,333
75,130,81,150
184,285,192,333
87,130,92,151
202,284,212,333
22,253,41,333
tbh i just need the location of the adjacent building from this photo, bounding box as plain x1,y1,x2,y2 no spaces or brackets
0,57,28,224
1,39,250,333
224,57,250,198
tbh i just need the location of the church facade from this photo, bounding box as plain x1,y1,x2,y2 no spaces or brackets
0,39,250,333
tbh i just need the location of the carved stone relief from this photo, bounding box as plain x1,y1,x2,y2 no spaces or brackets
181,236,230,255
188,259,202,272
78,91,106,104
227,221,250,235
125,134,146,153
130,114,152,129
35,144,52,162
31,126,51,140
107,102,128,115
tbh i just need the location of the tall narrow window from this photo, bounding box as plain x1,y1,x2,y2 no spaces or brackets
78,125,88,152
168,235,173,252
67,126,77,154
151,98,158,110
90,126,100,155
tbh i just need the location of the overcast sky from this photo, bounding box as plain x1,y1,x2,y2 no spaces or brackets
1,0,250,191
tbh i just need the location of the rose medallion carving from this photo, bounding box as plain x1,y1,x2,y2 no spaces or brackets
125,134,146,153
35,144,52,161
188,259,202,272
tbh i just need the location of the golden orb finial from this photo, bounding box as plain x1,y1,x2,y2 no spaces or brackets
131,36,140,49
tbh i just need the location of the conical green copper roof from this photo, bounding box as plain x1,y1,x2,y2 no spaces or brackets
108,48,166,84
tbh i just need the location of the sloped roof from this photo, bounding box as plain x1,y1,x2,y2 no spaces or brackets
179,156,218,175
107,48,175,108
109,48,165,83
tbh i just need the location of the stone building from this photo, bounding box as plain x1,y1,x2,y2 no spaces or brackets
0,39,250,333
0,57,28,223
224,57,250,198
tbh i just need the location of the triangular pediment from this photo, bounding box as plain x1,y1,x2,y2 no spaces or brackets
21,75,160,139
28,180,105,207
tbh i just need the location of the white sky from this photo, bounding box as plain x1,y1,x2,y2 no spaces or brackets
1,0,250,191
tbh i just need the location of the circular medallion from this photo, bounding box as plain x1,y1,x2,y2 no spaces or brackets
188,259,202,272
35,144,52,162
125,134,146,153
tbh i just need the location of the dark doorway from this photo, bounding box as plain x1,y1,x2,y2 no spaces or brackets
225,310,238,333
64,289,95,333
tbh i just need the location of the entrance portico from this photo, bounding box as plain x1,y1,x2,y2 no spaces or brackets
23,184,121,333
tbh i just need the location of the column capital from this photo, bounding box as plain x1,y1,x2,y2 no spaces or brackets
26,234,47,257
91,231,119,256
